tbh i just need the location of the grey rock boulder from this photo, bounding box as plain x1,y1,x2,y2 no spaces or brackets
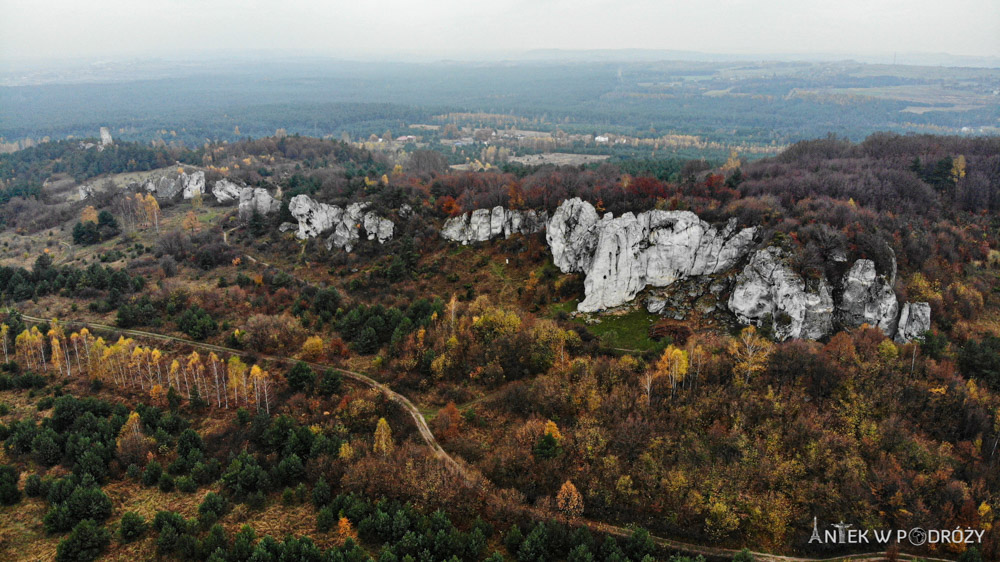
836,259,899,335
546,198,757,313
547,197,600,273
288,194,343,239
181,171,206,199
213,180,243,203
238,188,281,219
895,302,931,343
364,211,394,244
287,195,394,252
727,247,834,340
441,206,549,244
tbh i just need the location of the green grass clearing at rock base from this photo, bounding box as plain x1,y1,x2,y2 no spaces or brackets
550,300,669,353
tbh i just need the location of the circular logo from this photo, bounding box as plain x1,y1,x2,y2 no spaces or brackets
908,527,927,546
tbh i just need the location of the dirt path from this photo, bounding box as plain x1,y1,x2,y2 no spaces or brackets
14,315,957,562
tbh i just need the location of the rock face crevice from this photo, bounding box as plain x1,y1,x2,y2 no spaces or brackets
547,198,758,313
441,206,548,244
285,194,394,252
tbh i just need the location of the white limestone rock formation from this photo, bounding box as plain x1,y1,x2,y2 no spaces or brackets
143,170,205,200
238,188,281,219
364,211,394,244
213,180,243,203
895,302,932,343
99,127,113,147
836,259,899,335
441,206,548,244
547,198,757,313
547,197,600,273
326,202,368,252
181,171,205,199
288,194,341,239
78,184,94,201
727,247,834,340
286,195,394,252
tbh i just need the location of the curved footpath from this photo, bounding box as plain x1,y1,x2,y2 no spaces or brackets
18,314,957,562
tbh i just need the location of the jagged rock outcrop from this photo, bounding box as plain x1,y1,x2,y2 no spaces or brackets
364,212,394,244
836,259,899,334
895,302,931,343
728,248,834,340
213,180,243,203
78,184,94,201
441,206,548,244
286,195,393,252
547,198,600,272
238,188,281,219
143,171,205,200
288,195,340,238
547,198,757,313
181,171,205,199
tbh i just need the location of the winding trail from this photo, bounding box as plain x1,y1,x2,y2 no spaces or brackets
17,313,957,562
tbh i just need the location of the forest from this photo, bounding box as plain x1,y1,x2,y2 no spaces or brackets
0,130,997,562
2,58,997,151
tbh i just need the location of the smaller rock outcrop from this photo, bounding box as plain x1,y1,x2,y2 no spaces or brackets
363,212,394,244
895,302,931,343
441,206,548,244
836,259,899,335
547,198,600,273
213,180,243,203
238,188,281,219
78,184,94,201
181,171,205,199
728,247,834,340
143,170,205,200
287,195,394,252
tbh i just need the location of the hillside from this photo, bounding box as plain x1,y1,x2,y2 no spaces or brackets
0,132,998,561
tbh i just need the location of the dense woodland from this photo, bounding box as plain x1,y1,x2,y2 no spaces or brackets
0,131,998,561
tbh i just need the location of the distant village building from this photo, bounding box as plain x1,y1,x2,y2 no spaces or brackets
594,135,610,143
395,135,417,142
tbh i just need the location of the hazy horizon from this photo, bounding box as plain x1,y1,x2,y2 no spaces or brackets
2,0,998,67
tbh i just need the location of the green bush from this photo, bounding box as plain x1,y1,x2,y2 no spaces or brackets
24,474,43,497
316,507,336,532
198,492,227,526
176,476,197,493
158,474,175,493
0,465,21,505
118,512,148,542
56,519,110,562
141,460,162,486
176,306,217,341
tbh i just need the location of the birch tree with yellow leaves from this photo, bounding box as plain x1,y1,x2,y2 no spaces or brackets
227,355,249,407
0,324,8,363
728,326,773,386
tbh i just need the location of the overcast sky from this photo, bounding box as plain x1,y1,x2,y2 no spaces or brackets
2,0,998,62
